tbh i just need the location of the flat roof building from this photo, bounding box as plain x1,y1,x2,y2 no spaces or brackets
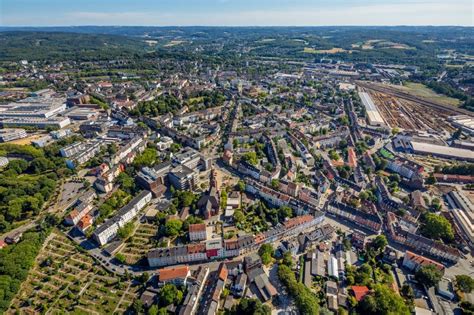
359,92,385,126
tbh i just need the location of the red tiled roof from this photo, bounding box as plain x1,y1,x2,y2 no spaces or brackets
404,251,445,271
351,286,370,302
158,266,190,282
78,214,93,230
189,223,206,233
218,263,228,281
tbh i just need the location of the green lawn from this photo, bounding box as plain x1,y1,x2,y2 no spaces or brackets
397,82,461,107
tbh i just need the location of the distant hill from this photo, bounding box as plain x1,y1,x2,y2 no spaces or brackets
0,31,146,61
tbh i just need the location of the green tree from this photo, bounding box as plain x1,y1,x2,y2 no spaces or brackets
456,275,474,293
159,284,183,306
237,180,245,192
415,265,443,287
117,222,134,240
165,219,183,237
371,235,388,253
258,243,274,265
148,305,159,315
282,251,294,268
234,298,271,315
420,213,454,243
358,284,410,315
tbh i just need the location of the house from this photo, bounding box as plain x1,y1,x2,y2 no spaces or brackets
437,278,455,300
189,223,207,241
0,240,7,249
244,253,262,273
231,273,247,297
140,290,158,309
328,256,339,280
5,232,22,244
351,231,366,250
402,251,445,272
351,286,370,302
247,267,277,302
179,266,209,315
158,266,191,286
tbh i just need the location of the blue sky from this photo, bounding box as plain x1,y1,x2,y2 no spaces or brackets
0,0,472,26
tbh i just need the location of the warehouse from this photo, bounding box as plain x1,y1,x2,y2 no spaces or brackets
409,141,474,162
359,92,385,126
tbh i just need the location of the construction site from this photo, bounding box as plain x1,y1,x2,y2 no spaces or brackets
357,82,471,134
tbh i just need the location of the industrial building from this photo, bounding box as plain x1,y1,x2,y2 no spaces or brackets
409,141,474,162
449,115,474,135
0,128,27,142
448,190,474,244
359,92,385,126
1,117,71,129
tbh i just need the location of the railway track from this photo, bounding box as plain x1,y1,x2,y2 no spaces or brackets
357,81,473,117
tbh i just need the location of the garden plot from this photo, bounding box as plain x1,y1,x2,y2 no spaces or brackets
8,232,139,314
117,222,158,265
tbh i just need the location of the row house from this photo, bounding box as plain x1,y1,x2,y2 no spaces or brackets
148,213,325,267
386,212,460,264
375,177,402,212
327,200,382,233
93,190,152,246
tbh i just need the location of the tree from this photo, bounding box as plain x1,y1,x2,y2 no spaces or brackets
117,222,134,240
420,213,454,243
115,253,126,264
278,264,319,314
237,180,245,192
258,243,274,265
425,173,437,185
159,284,182,306
242,152,258,165
371,235,388,253
279,206,293,220
456,275,474,293
116,172,135,194
165,219,183,237
271,179,280,190
234,298,271,315
148,305,159,315
282,251,294,268
133,147,158,168
132,299,144,314
415,265,443,287
234,210,245,224
358,284,410,315
401,283,415,303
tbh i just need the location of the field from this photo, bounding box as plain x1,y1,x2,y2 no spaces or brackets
164,40,185,47
117,221,158,265
8,232,140,314
303,47,347,54
394,82,461,107
352,39,414,50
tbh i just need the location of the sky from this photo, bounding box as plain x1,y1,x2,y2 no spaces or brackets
0,0,472,27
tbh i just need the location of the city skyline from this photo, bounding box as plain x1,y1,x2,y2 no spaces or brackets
1,0,473,26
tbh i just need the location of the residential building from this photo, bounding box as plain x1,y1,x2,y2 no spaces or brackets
93,190,152,246
158,266,191,286
189,223,207,241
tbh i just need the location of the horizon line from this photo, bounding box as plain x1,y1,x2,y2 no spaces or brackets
1,24,472,28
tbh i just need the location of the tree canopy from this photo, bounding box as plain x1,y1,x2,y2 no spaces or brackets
415,265,443,287
358,284,410,315
420,213,454,243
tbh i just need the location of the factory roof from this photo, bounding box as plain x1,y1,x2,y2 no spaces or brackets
410,141,474,161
